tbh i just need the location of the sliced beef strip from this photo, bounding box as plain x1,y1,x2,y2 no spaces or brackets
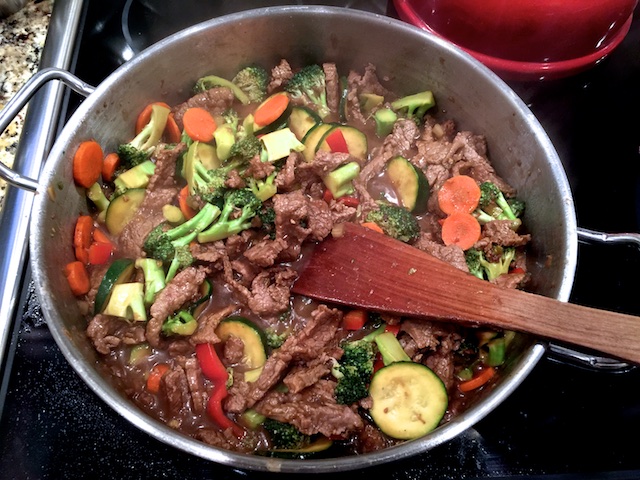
345,63,390,127
413,233,470,273
162,364,193,421
117,143,185,259
172,87,235,129
189,304,236,346
476,220,532,249
243,237,288,268
282,351,338,394
254,379,364,439
146,266,208,347
196,427,258,453
323,62,340,113
86,314,146,355
183,357,208,415
225,304,343,413
267,58,293,94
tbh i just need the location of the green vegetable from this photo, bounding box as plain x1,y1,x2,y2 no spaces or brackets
259,128,305,162
385,156,429,213
390,90,435,124
215,316,268,382
302,123,334,162
374,108,397,137
197,189,262,243
104,188,146,235
102,282,147,321
117,103,170,167
143,202,220,282
287,106,322,141
375,331,411,366
113,160,155,195
465,246,516,281
86,182,110,222
285,64,330,119
323,161,361,199
135,258,166,305
364,201,420,243
162,310,198,336
263,418,310,450
369,362,448,440
231,65,269,104
331,324,385,405
193,74,250,104
474,181,525,229
94,258,135,315
248,171,277,202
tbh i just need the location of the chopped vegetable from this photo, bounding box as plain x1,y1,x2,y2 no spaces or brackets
101,152,121,183
458,366,496,392
342,310,368,330
183,107,218,143
73,140,103,188
440,212,481,250
254,92,290,130
437,175,481,215
146,363,170,394
64,261,91,296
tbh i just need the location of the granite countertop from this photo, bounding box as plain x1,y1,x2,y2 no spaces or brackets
0,0,53,208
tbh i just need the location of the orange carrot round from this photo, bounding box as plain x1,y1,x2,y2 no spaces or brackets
101,152,121,183
437,175,481,215
343,310,368,330
254,92,290,128
135,101,172,134
459,366,496,392
64,261,91,296
73,140,103,188
74,215,94,251
441,212,481,250
183,107,217,142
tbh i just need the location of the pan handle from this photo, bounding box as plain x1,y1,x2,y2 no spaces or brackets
0,68,95,191
547,226,640,372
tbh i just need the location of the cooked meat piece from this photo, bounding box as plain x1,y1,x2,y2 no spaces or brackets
267,58,293,93
323,62,340,113
86,314,146,354
172,87,235,129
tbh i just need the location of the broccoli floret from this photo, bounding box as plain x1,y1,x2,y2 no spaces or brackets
193,74,250,104
332,324,385,405
135,258,166,305
475,182,525,228
197,188,262,243
102,283,147,322
229,135,262,162
86,182,110,222
364,201,420,243
221,108,240,130
263,418,309,450
232,65,269,104
162,310,198,336
257,205,276,240
143,203,220,282
390,90,435,125
248,171,277,202
465,246,516,281
285,64,330,119
117,103,170,167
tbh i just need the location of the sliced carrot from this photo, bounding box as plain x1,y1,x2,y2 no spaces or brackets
73,140,104,188
343,310,368,330
441,212,481,250
254,92,290,128
102,152,121,183
74,215,94,250
459,366,496,392
135,101,172,134
146,363,170,394
361,222,384,234
164,114,182,143
92,228,112,246
183,107,217,143
64,261,91,296
437,175,481,215
178,185,197,220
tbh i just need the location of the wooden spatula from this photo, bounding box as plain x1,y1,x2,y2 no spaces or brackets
292,223,640,365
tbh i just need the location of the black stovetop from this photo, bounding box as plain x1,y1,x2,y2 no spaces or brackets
1,1,640,479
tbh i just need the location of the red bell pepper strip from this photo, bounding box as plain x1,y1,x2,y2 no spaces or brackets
88,241,114,265
195,343,244,437
325,128,349,153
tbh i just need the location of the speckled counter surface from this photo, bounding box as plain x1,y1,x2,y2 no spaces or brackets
0,0,53,207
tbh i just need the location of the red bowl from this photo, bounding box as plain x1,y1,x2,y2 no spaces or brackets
393,0,638,81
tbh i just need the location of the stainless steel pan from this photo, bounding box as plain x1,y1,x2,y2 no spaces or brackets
0,5,632,473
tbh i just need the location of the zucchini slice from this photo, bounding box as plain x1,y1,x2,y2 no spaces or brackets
317,124,367,159
386,156,430,213
105,188,146,235
302,123,334,162
215,317,267,381
369,361,448,440
94,258,136,315
288,106,322,142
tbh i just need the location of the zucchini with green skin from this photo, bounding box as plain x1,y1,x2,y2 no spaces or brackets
369,361,448,440
215,316,267,382
94,258,135,314
288,106,322,142
317,124,368,160
386,155,430,213
302,123,334,162
105,188,146,235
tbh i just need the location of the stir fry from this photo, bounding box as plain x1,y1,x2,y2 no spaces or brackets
65,59,531,457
